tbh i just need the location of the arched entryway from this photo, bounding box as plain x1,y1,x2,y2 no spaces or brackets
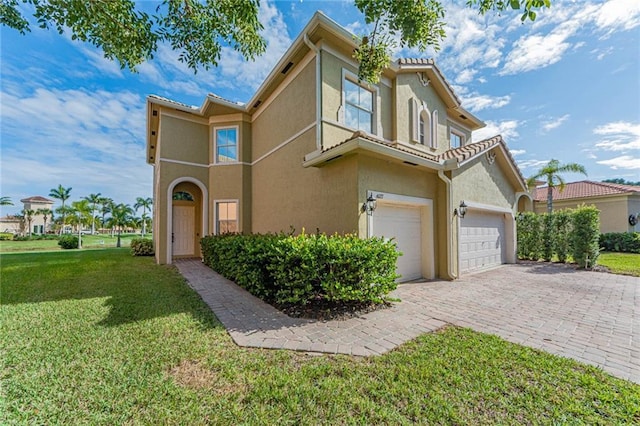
166,178,208,263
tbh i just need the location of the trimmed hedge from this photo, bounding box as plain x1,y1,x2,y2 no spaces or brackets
600,232,640,253
131,238,154,256
58,235,78,249
516,205,601,268
201,232,400,305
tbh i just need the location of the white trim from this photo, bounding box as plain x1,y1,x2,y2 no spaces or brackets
251,49,317,122
366,190,435,280
214,199,239,234
159,158,208,168
166,177,209,265
160,109,208,125
447,117,473,133
252,122,316,166
431,110,438,149
450,127,465,148
209,113,246,124
213,125,240,164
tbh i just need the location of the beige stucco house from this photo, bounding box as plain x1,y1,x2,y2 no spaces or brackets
146,12,531,281
534,181,640,233
20,196,54,234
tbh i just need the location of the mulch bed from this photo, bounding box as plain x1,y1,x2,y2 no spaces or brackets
273,299,393,321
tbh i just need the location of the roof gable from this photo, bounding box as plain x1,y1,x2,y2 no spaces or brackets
20,196,54,204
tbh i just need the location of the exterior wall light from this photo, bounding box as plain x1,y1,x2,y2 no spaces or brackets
456,200,468,219
363,194,377,216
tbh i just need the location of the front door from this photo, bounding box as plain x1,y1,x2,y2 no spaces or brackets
173,205,195,256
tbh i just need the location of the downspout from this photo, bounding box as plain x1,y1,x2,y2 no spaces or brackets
303,34,322,150
438,167,457,280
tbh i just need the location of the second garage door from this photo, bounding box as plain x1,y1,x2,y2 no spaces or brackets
372,203,422,282
459,210,506,274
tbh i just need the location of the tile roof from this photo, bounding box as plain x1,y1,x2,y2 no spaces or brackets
436,135,502,163
148,95,198,110
20,196,54,203
397,58,436,66
533,180,640,201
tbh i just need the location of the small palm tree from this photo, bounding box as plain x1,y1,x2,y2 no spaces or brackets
49,185,72,234
527,159,587,213
22,209,35,237
134,197,153,237
69,200,92,248
83,193,102,235
0,196,13,206
107,203,134,247
36,208,53,234
55,205,74,234
98,197,113,233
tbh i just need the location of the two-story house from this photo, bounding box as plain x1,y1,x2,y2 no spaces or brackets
146,12,532,281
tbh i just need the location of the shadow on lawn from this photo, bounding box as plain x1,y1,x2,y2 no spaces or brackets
0,250,221,330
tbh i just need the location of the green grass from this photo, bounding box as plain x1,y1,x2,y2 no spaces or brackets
2,250,639,424
598,252,640,277
0,234,147,253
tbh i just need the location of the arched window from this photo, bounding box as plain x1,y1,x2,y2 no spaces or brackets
419,110,431,146
173,191,194,201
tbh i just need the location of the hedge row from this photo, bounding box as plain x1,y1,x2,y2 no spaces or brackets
131,238,154,256
600,232,640,253
201,232,400,305
517,205,600,268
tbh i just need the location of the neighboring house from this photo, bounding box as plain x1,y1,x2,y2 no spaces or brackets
20,196,54,234
0,215,22,234
146,12,531,280
533,180,640,233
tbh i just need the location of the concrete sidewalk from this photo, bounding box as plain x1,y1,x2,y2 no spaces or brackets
175,259,639,383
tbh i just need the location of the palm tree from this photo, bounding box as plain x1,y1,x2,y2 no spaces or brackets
36,208,53,234
0,196,13,206
134,197,153,237
49,185,72,234
98,197,113,233
107,203,134,247
22,209,35,237
69,200,92,248
55,205,74,234
83,193,102,235
527,159,587,213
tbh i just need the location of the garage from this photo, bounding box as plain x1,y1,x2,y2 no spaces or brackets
372,203,423,282
459,210,506,273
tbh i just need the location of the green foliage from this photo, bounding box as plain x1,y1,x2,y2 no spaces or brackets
571,205,600,268
0,232,14,241
201,232,399,305
526,159,587,213
13,234,58,241
516,212,542,260
599,232,640,254
541,213,554,262
130,238,154,256
602,178,640,186
553,210,572,263
58,234,79,249
468,0,551,22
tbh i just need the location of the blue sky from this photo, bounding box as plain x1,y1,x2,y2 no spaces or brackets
1,0,639,216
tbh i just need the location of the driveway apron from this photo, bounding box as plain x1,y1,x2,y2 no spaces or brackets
175,259,639,383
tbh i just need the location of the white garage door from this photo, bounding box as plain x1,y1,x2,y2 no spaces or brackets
460,210,506,274
372,204,422,282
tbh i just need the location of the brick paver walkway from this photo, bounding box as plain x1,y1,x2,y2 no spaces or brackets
175,259,639,383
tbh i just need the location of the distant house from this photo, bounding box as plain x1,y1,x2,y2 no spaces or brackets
146,12,532,280
0,215,22,234
20,196,54,234
533,181,640,233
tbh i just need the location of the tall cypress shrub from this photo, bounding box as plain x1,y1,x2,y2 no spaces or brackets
553,210,572,263
517,212,542,260
571,205,600,268
541,213,554,262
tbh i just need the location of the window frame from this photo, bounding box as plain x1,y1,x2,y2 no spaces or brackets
214,200,239,234
214,125,239,164
341,69,378,135
450,128,466,149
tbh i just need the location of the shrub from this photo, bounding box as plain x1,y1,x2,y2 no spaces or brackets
553,210,572,263
517,212,542,260
201,232,399,306
571,205,600,268
58,235,79,249
541,213,554,262
0,233,14,241
599,232,640,253
130,238,154,256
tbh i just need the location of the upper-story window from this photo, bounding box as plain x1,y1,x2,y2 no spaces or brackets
215,127,238,163
418,110,430,146
342,72,375,134
412,99,437,149
450,129,465,148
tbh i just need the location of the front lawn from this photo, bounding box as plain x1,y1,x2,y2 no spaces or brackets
0,233,146,253
598,252,640,277
1,250,638,424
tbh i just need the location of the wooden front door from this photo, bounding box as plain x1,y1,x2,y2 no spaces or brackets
173,205,195,256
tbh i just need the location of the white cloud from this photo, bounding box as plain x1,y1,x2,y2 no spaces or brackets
455,68,477,84
541,114,570,132
472,120,520,142
462,93,511,112
597,155,640,170
510,149,526,156
593,0,640,35
593,121,640,151
518,159,551,170
500,27,573,75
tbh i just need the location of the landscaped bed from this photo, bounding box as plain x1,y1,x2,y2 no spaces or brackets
2,249,638,424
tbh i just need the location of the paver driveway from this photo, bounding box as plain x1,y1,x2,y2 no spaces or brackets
176,259,639,383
